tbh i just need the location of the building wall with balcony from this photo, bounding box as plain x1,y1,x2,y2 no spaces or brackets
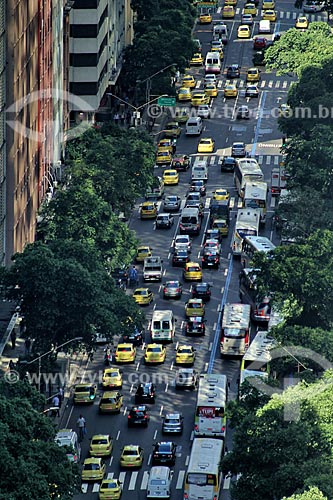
0,1,6,265
52,0,65,169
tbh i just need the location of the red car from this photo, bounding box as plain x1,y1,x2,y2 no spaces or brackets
253,36,267,50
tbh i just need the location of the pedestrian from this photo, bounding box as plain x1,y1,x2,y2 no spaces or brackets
120,112,125,125
114,112,120,125
10,330,16,349
126,111,132,126
9,359,15,371
24,337,31,356
175,70,180,82
58,386,64,406
77,414,86,441
52,394,60,417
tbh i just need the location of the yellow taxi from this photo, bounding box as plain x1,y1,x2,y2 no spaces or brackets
114,343,136,363
99,391,123,414
190,53,203,65
197,138,215,153
177,87,192,102
211,46,224,58
238,25,251,38
157,138,173,153
212,218,229,236
174,107,190,123
185,298,205,318
263,0,275,8
295,16,309,28
191,92,210,107
133,287,154,306
263,9,277,21
222,5,235,17
224,83,238,98
225,0,237,5
136,245,152,262
183,262,203,282
90,435,113,457
246,67,260,82
182,75,196,88
213,188,230,201
73,384,97,405
144,343,167,364
199,12,212,23
243,3,257,15
163,169,179,185
102,368,123,389
140,201,157,219
156,150,172,165
204,84,218,98
99,479,122,500
175,345,196,366
120,445,144,468
164,121,181,138
82,458,106,482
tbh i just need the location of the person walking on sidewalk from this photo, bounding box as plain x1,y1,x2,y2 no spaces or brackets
77,414,86,441
9,360,16,371
52,394,60,417
58,386,64,406
25,337,31,356
10,330,16,350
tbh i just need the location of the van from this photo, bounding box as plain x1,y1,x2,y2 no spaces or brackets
179,207,201,235
147,466,172,499
143,256,163,281
145,177,165,200
213,24,228,44
186,117,203,136
55,429,81,463
192,160,208,182
204,52,221,74
151,310,176,342
259,20,271,33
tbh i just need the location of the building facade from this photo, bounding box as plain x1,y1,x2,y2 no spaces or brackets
0,2,6,265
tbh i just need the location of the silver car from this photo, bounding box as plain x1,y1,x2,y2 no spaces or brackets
175,368,199,389
163,195,181,212
174,235,192,252
163,280,182,299
162,413,184,435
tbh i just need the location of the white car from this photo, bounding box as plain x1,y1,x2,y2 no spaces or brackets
197,104,211,118
303,0,324,11
174,235,192,252
204,74,217,86
192,161,208,181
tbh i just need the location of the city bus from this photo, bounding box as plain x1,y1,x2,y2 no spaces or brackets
194,374,227,438
243,181,268,224
241,235,276,268
231,208,261,256
184,438,224,500
234,158,264,198
220,303,251,357
240,330,276,386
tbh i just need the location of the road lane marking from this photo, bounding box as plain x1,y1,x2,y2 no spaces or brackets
141,472,149,490
176,471,185,489
109,456,114,466
92,484,100,493
209,342,213,351
160,405,164,415
107,472,114,479
170,362,174,371
204,362,208,372
223,476,231,489
128,471,138,490
185,455,190,466
119,472,126,485
190,431,194,441
116,430,120,440
81,484,88,494
154,429,158,440
147,454,152,466
165,383,169,392
136,362,140,371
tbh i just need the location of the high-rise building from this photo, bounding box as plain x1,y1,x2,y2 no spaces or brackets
0,1,6,265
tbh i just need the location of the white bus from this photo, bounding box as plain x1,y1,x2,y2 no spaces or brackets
194,374,227,438
241,235,276,268
232,208,261,256
243,181,268,224
184,438,224,500
240,330,276,386
234,158,264,198
220,303,251,357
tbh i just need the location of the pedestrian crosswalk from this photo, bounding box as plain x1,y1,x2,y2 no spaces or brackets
193,154,282,167
232,8,326,20
195,79,290,90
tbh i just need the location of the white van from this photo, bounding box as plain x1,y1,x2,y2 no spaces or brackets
259,20,271,33
151,310,176,342
205,52,221,74
179,207,201,235
192,160,208,181
147,466,172,499
55,429,81,463
186,117,203,136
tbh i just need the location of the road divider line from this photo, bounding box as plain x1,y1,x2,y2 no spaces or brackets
153,429,158,440
213,322,217,330
209,342,213,351
116,430,120,440
165,383,169,392
147,454,152,466
190,431,194,441
176,471,186,489
185,455,190,467
109,456,113,466
159,405,164,416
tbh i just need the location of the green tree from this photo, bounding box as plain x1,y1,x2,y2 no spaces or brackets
283,487,328,500
0,379,79,500
252,230,333,328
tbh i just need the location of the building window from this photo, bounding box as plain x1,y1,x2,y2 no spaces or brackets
70,81,99,95
70,24,98,38
70,53,98,66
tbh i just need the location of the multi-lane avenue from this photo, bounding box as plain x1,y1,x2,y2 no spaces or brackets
63,2,324,499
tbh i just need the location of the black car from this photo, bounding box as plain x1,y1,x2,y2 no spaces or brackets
192,283,212,301
172,249,190,267
202,251,220,269
135,383,156,404
185,317,206,336
220,156,236,172
127,405,150,427
122,328,144,346
152,442,177,466
189,180,206,196
226,64,240,78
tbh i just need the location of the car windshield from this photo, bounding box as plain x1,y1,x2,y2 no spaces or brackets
188,267,199,272
123,450,138,456
101,397,117,404
151,480,166,485
165,417,179,423
75,386,91,393
180,348,192,353
84,463,100,470
117,347,132,351
189,303,201,308
134,290,147,295
92,438,108,445
158,444,172,452
196,284,208,291
167,282,179,287
167,196,178,202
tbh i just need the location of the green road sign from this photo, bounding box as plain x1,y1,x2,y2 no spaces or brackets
158,97,176,107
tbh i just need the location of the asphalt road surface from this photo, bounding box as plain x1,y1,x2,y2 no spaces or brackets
61,1,323,498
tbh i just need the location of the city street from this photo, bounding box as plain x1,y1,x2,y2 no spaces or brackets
59,1,324,498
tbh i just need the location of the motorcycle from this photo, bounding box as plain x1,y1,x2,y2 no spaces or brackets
104,350,112,366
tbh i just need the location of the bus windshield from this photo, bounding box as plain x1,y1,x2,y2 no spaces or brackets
187,473,217,486
223,327,246,338
237,228,257,238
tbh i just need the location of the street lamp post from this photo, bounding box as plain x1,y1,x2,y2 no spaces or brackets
106,92,168,127
138,63,176,110
26,337,83,392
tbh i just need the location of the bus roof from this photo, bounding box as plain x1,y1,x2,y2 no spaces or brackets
197,373,227,407
240,368,268,385
243,331,275,365
187,438,224,474
243,181,268,200
244,236,276,253
222,303,251,329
